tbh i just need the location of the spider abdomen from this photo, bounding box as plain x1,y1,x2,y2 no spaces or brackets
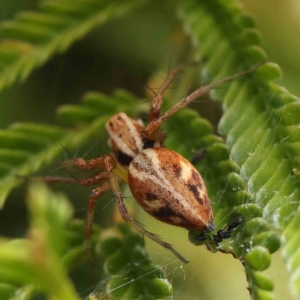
128,147,214,232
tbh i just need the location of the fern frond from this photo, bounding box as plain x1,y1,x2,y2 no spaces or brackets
0,0,144,93
177,0,299,298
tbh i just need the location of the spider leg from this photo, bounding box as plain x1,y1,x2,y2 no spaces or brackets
148,63,185,122
103,155,190,264
60,156,116,246
148,94,163,123
63,156,106,170
85,181,112,242
24,170,108,186
142,61,266,139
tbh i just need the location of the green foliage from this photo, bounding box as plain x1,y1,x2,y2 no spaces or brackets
0,183,80,300
0,0,299,299
98,224,172,299
0,182,169,300
0,0,143,92
176,1,300,299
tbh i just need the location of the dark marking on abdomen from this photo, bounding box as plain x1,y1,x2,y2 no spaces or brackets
187,184,203,205
192,169,202,185
153,206,184,219
173,164,182,178
145,192,158,201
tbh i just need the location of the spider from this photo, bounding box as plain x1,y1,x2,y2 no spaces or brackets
38,61,264,263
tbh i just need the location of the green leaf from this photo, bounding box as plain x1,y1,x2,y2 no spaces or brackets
0,0,145,93
176,0,299,298
98,224,172,300
0,183,79,300
0,183,168,300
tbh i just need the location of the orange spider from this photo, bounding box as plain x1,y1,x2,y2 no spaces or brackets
38,62,265,263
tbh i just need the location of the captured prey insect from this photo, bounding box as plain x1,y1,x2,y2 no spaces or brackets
189,214,243,250
38,61,264,263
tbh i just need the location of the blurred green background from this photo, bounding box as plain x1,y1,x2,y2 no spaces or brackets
0,0,299,299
